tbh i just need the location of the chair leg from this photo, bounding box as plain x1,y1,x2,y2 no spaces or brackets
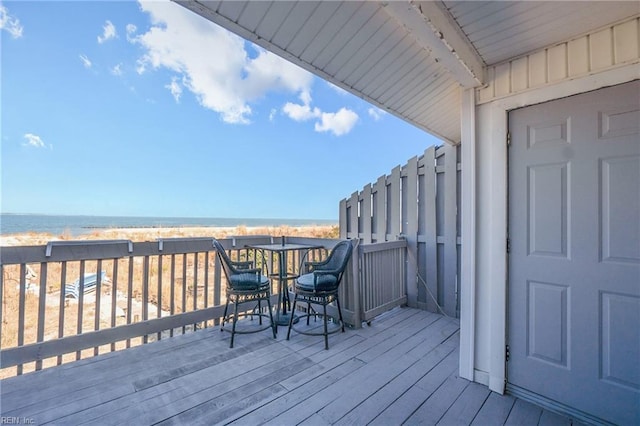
336,295,345,333
221,297,230,331
266,293,276,338
258,299,262,325
323,299,329,350
287,295,298,340
230,297,239,348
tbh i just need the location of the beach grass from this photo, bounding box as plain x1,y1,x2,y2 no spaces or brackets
0,223,339,246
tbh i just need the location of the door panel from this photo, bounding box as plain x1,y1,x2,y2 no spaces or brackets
527,280,569,367
601,292,640,391
601,156,640,263
508,80,640,425
528,163,568,257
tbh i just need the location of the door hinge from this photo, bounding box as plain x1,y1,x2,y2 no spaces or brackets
506,238,511,254
507,131,511,147
506,344,510,362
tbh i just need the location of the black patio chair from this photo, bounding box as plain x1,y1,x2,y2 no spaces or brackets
286,240,353,349
214,239,276,348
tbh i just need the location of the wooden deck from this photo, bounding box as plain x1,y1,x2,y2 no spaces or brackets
1,307,581,425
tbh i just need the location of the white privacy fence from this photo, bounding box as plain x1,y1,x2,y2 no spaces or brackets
339,144,461,318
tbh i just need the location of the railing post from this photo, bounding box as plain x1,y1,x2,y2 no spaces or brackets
350,239,362,329
403,156,419,308
348,191,359,240
444,143,459,317
339,198,347,239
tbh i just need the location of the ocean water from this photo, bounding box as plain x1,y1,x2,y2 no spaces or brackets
0,214,337,236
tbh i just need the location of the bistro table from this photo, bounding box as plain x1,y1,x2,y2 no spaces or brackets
248,238,323,326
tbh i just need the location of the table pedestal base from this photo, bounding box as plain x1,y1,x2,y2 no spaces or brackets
276,312,299,326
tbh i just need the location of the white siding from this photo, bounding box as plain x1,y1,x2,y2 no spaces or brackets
477,17,640,104
444,1,639,65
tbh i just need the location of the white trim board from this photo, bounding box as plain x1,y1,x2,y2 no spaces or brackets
459,88,477,381
468,63,639,395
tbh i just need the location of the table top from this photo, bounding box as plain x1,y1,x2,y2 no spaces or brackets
247,243,323,252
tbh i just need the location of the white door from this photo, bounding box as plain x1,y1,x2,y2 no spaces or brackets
508,80,640,425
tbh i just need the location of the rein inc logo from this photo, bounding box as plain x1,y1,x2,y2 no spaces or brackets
0,418,34,425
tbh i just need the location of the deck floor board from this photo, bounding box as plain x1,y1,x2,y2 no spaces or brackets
0,307,582,425
471,391,517,425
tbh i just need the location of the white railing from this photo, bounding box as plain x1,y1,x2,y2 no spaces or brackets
0,236,330,376
1,236,409,377
359,240,407,323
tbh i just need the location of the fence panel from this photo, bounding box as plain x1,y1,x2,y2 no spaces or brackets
340,144,461,318
359,240,407,322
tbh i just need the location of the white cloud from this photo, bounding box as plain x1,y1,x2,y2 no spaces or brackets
135,57,147,75
125,24,138,45
282,102,320,122
299,90,312,106
165,77,182,102
111,63,123,76
131,0,313,124
98,20,117,44
282,92,358,136
242,48,312,101
23,133,46,148
368,107,387,121
269,108,277,122
79,54,92,68
0,5,23,39
315,108,359,136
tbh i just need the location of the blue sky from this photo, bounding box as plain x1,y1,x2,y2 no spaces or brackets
1,1,440,221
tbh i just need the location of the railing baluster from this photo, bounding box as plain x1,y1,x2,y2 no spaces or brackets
203,252,209,324
170,254,175,337
57,262,67,365
371,253,376,311
181,253,187,334
17,264,26,375
126,256,133,349
213,253,221,327
35,262,47,370
193,252,198,330
76,261,85,360
111,260,118,352
93,260,102,356
142,255,149,344
157,255,163,340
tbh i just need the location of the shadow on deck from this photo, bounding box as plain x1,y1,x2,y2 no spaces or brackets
0,307,580,425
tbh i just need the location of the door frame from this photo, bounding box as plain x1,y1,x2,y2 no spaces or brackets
458,65,639,395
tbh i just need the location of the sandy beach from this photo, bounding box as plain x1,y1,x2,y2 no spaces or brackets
0,224,339,247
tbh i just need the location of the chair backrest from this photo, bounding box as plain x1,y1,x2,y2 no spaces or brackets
317,240,353,282
213,239,238,281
